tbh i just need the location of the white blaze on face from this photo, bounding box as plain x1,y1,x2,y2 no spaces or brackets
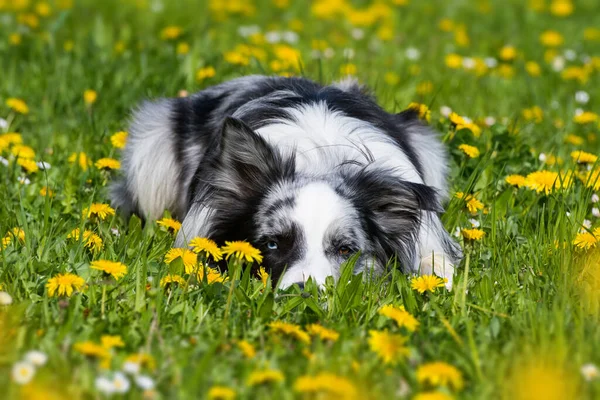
278,182,355,288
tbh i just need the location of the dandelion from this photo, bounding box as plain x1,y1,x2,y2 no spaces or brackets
408,102,431,122
110,131,128,148
417,361,464,390
306,324,340,341
378,304,419,331
164,248,198,273
24,350,48,367
12,144,36,159
294,373,357,398
40,186,54,197
525,61,541,77
550,0,573,16
176,42,190,55
505,175,527,187
268,321,310,344
197,266,226,284
160,26,183,40
455,192,484,214
571,150,597,164
540,30,564,47
83,90,98,105
247,368,285,386
581,363,599,381
573,111,598,124
11,361,35,385
461,228,486,241
101,335,125,349
73,341,110,359
67,228,103,252
458,144,480,158
83,203,115,220
525,170,564,194
340,63,357,75
411,275,447,294
0,291,13,305
6,98,29,114
413,392,454,400
221,241,263,263
257,266,269,287
573,232,597,250
160,274,187,288
17,158,38,173
95,158,121,170
499,45,517,61
368,330,409,364
196,66,216,82
157,218,182,233
237,340,256,358
189,237,222,260
68,152,92,170
46,273,85,297
91,260,128,280
208,386,236,400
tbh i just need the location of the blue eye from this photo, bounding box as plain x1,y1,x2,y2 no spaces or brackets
267,241,278,250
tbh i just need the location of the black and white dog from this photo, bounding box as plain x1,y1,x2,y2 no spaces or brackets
111,75,461,289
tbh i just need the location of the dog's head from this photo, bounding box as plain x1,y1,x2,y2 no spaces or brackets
182,117,442,288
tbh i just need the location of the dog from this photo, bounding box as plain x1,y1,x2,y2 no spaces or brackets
111,75,462,289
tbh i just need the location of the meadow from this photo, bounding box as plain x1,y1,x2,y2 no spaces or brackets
1,0,600,398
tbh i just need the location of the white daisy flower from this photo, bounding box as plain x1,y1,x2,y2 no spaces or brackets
551,56,565,72
264,31,282,44
575,91,590,104
323,48,335,59
538,153,547,162
343,48,355,59
95,376,115,395
18,176,31,185
36,161,51,170
462,57,475,69
351,28,364,40
484,57,498,68
0,117,7,130
11,361,35,385
440,106,452,118
112,372,131,394
564,49,576,61
0,156,8,166
405,47,420,61
282,31,298,44
24,350,48,366
237,25,260,38
592,193,599,203
135,375,155,390
0,291,12,305
122,361,141,375
593,208,600,218
484,116,496,126
581,363,599,381
468,219,480,228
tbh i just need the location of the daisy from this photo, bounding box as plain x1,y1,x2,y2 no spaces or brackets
11,361,35,385
24,350,48,367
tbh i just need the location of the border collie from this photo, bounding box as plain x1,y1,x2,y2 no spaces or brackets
111,75,462,289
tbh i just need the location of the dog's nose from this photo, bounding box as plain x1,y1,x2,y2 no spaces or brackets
294,281,305,289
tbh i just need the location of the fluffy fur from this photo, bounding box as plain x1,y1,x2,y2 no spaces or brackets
111,75,462,289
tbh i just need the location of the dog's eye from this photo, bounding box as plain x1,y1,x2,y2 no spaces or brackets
266,241,279,250
337,245,353,256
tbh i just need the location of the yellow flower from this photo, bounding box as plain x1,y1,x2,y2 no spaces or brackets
384,72,400,85
237,340,256,359
269,321,310,344
221,241,263,263
11,144,36,159
294,373,357,398
522,106,544,123
207,386,236,400
95,158,120,170
340,63,357,76
160,26,183,40
461,228,486,241
83,203,116,220
247,369,284,386
176,42,190,55
413,392,454,400
160,274,187,288
196,66,216,82
571,150,597,164
458,144,480,158
125,353,156,370
257,266,269,287
378,304,419,331
573,231,597,250
17,158,39,173
499,45,517,61
157,218,182,233
540,30,564,47
550,0,573,16
73,341,110,359
110,131,128,148
164,248,198,273
68,151,92,170
524,171,563,194
565,134,584,145
0,132,23,146
6,98,29,114
2,228,25,249
197,266,225,284
408,102,431,123
83,90,97,105
504,359,579,400
306,324,340,341
40,186,54,197
573,111,598,124
101,335,125,349
46,273,85,297
505,175,527,187
416,81,433,95
417,361,464,390
525,61,541,77
445,53,463,69
189,237,222,260
455,192,484,214
411,275,447,293
9,33,22,46
368,330,409,364
449,113,481,137
91,260,128,280
67,228,103,252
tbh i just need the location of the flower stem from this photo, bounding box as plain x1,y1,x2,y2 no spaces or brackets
101,284,106,319
221,259,240,338
461,249,471,314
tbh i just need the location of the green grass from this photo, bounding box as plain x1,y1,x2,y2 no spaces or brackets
1,0,600,398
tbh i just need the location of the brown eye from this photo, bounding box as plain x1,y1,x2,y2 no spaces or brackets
338,246,352,256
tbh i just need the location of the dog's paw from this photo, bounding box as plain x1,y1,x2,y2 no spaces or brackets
418,253,455,291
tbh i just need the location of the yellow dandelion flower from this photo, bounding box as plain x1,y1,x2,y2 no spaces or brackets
417,361,464,390
83,90,97,105
160,274,187,288
416,81,433,95
207,386,236,400
110,131,128,148
196,66,216,82
461,228,486,241
505,175,527,187
573,111,598,124
164,248,198,273
237,340,256,359
540,30,564,47
573,232,597,250
340,63,357,76
197,266,225,284
499,45,517,61
189,237,222,260
6,98,29,114
413,392,454,400
40,186,54,197
445,53,463,69
156,218,182,233
73,341,110,359
90,260,128,280
411,275,447,294
525,170,562,194
257,266,269,287
525,61,541,77
221,241,263,263
176,42,190,55
368,330,409,365
101,335,125,349
565,134,584,145
571,150,597,164
67,228,103,252
504,359,579,400
306,324,340,341
125,353,156,370
95,158,121,170
11,144,36,159
247,369,284,386
160,26,183,40
17,158,39,173
294,373,357,398
408,102,431,123
458,144,480,158
9,33,22,46
46,273,85,297
268,321,310,344
550,0,573,17
455,192,484,214
378,304,419,332
68,152,92,170
83,203,115,220
0,132,23,146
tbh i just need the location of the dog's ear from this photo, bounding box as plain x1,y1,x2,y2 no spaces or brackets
216,117,294,197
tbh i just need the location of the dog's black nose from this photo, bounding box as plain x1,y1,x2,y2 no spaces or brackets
294,282,305,290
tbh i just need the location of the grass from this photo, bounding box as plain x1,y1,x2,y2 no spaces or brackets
1,0,600,398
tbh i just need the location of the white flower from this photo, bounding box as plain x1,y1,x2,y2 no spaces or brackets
135,375,155,390
0,291,12,305
282,31,298,44
462,57,475,69
440,106,452,118
237,25,260,38
111,227,120,237
122,361,141,375
11,361,35,385
538,153,547,162
551,56,565,72
583,219,592,229
453,226,461,238
0,156,8,166
484,57,498,68
0,117,7,130
343,48,355,59
36,161,51,170
581,363,599,381
25,350,48,366
468,218,480,228
95,376,115,395
592,194,599,203
112,372,131,394
564,49,576,61
264,31,282,44
575,108,584,116
351,28,364,40
593,208,600,218
18,176,31,185
484,116,496,126
575,91,590,104
323,48,335,59
405,47,420,61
